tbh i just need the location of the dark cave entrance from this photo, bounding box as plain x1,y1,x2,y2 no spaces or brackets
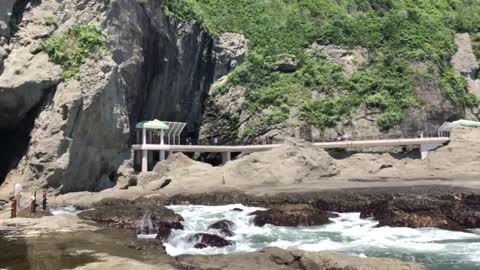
0,92,52,185
0,124,32,185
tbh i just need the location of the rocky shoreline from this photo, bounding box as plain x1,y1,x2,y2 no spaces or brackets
77,186,480,236
1,184,480,269
0,126,478,269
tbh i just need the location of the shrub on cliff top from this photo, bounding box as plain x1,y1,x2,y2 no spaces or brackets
42,24,106,80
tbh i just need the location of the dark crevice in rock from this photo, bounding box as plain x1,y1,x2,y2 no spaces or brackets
159,178,172,189
471,67,479,81
0,86,56,184
140,23,215,141
108,0,216,146
135,4,215,142
8,0,32,36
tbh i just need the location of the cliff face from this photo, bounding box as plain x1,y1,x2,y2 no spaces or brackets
0,0,478,194
0,0,218,193
200,47,476,145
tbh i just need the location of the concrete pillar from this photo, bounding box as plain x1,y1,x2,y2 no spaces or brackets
420,143,442,160
141,128,148,172
142,128,147,145
160,129,165,145
160,150,166,161
142,149,148,172
221,152,231,165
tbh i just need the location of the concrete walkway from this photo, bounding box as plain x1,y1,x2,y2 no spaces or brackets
132,137,450,171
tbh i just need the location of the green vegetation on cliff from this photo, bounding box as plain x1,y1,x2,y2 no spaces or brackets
167,1,480,135
167,0,480,135
42,25,106,80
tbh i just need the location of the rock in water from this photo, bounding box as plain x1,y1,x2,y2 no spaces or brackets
156,223,180,241
361,194,480,231
190,233,234,248
251,207,331,227
207,220,235,237
194,243,208,249
78,198,184,233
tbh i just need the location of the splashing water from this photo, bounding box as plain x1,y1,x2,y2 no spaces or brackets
160,204,480,270
136,212,158,237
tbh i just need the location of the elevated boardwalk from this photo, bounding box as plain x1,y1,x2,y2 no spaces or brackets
133,137,449,152
133,137,450,172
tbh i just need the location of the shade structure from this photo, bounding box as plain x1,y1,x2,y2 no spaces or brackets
452,119,480,127
136,119,169,130
164,121,187,145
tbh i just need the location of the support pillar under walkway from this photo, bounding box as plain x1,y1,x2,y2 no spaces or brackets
221,152,231,165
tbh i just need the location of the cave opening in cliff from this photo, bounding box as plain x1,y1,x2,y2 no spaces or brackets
0,92,51,185
0,127,30,185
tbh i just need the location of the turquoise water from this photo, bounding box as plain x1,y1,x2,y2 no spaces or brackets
163,204,480,270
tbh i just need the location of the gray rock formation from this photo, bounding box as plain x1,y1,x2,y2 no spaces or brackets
0,0,223,193
451,33,480,99
177,247,425,270
0,0,17,38
452,33,479,77
308,43,368,78
213,32,247,81
273,54,299,72
200,42,469,144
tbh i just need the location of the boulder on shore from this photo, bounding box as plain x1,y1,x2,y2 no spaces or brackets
156,223,181,241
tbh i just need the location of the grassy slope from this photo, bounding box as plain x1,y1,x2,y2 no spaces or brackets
165,0,480,138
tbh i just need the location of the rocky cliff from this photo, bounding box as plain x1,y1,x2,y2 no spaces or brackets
0,0,479,194
0,0,239,193
201,36,479,145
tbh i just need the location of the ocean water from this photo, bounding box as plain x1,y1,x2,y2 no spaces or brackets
155,204,480,270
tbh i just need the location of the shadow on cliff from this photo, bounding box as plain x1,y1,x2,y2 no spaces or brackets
0,88,55,185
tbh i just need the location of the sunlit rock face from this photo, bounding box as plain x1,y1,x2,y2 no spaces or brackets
0,0,220,192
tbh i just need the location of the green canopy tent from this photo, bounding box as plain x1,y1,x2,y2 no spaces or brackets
136,119,170,172
451,119,480,127
136,119,169,145
136,119,170,130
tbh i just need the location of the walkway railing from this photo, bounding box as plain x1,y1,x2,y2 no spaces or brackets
132,137,450,172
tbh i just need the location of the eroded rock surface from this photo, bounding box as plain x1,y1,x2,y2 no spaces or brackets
251,207,331,227
361,194,480,231
0,0,223,194
140,141,338,192
177,247,425,270
213,32,247,81
452,33,479,77
78,198,184,233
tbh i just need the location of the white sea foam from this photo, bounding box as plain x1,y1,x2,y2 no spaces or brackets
49,206,86,216
158,204,480,269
